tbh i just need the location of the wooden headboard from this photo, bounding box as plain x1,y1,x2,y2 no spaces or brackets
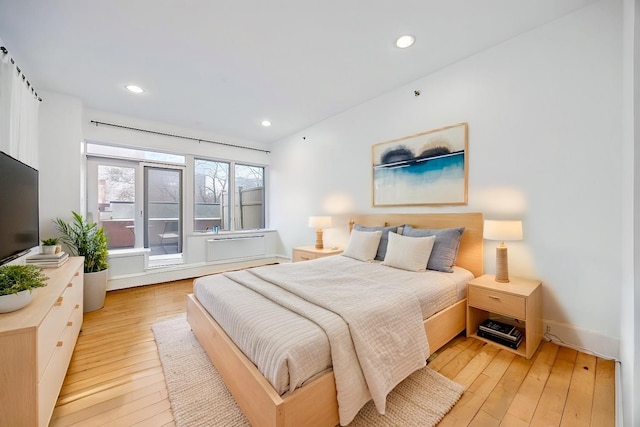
345,213,484,277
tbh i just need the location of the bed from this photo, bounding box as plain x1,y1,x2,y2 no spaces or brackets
186,213,484,427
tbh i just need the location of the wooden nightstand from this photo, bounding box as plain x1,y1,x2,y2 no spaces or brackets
292,246,342,262
466,274,542,359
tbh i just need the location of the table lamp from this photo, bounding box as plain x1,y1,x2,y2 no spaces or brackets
483,220,523,283
308,216,332,249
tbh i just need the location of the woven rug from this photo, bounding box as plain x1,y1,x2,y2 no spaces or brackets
152,315,464,427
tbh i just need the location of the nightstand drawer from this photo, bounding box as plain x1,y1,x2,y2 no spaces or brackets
292,246,342,262
468,287,526,319
292,251,318,262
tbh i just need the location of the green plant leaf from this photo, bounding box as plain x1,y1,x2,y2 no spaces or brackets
54,211,109,273
0,265,48,296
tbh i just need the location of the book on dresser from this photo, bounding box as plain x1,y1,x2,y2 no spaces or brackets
26,251,69,267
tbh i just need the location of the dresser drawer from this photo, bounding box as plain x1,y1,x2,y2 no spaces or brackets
468,286,526,319
38,304,82,426
37,276,82,379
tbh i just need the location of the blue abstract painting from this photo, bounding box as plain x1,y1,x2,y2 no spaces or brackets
372,123,468,206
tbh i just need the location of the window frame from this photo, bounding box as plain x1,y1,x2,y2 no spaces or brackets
84,141,270,257
193,155,267,233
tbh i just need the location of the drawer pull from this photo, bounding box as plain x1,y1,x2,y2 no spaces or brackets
54,296,64,306
67,282,73,287
301,257,310,260
74,271,80,277
56,341,63,347
75,304,80,309
67,321,73,327
488,295,501,301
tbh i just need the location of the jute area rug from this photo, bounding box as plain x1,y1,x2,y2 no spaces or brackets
152,315,464,427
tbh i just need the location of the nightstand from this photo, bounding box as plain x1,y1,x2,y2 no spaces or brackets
466,274,542,359
292,246,342,262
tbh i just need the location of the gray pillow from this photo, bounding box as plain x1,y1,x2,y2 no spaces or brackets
353,224,399,261
401,225,465,272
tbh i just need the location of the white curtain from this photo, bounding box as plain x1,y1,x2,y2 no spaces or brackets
0,50,39,168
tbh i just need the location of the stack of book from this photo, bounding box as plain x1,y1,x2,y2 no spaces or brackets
26,251,69,268
477,319,523,349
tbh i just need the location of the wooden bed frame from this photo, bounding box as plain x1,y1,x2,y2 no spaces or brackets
186,212,483,427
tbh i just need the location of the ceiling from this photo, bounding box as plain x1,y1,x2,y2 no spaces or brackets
0,0,596,145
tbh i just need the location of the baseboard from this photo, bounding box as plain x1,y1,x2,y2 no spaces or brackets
106,256,282,290
543,319,619,360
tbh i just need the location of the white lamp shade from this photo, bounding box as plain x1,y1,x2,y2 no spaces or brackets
483,220,523,242
308,216,332,229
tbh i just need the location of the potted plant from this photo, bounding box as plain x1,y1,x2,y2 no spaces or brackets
54,212,109,312
0,264,48,313
41,237,60,255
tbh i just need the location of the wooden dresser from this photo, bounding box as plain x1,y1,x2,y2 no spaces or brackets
0,257,84,426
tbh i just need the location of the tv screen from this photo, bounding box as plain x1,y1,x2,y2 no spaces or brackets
0,151,39,265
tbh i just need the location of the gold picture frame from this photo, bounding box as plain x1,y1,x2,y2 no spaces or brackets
372,122,468,206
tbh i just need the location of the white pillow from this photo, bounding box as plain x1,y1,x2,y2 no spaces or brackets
342,229,382,262
382,232,436,272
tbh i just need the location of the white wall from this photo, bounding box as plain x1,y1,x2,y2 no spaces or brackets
35,101,279,287
38,90,84,239
270,0,623,359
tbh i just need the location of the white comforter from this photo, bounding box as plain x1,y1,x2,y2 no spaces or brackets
221,260,429,425
194,256,473,425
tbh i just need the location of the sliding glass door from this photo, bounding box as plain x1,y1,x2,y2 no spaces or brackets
144,166,183,256
87,158,139,250
87,156,184,261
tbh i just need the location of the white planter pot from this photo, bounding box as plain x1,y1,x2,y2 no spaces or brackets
0,290,33,313
84,269,108,313
41,245,57,255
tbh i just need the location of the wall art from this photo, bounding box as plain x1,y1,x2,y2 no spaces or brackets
372,122,468,206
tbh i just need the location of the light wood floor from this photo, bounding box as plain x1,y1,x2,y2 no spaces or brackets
50,279,616,427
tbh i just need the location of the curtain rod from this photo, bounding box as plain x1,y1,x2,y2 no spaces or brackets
90,120,271,154
0,46,42,102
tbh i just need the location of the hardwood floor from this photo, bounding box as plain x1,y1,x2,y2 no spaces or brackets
51,279,616,426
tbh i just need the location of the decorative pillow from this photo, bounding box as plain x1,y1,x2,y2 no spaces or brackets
353,224,399,261
342,229,383,262
382,232,435,272
401,225,465,272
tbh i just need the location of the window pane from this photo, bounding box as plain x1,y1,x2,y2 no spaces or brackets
235,164,264,230
194,159,230,232
145,167,183,256
97,165,136,250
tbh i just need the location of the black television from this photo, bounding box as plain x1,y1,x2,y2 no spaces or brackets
0,151,39,265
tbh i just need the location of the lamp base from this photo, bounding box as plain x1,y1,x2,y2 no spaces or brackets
315,229,324,249
495,245,510,283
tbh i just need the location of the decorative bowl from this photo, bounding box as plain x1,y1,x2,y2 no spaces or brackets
0,290,33,313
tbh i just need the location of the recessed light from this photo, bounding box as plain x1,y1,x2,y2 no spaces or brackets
125,85,144,94
396,35,415,49
261,120,272,127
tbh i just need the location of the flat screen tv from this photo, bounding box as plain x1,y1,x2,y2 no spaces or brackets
0,151,39,265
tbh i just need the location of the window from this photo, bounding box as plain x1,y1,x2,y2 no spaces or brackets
93,161,137,250
194,159,230,232
194,159,265,232
87,143,185,164
235,164,265,230
144,166,183,256
87,145,186,262
85,143,267,260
